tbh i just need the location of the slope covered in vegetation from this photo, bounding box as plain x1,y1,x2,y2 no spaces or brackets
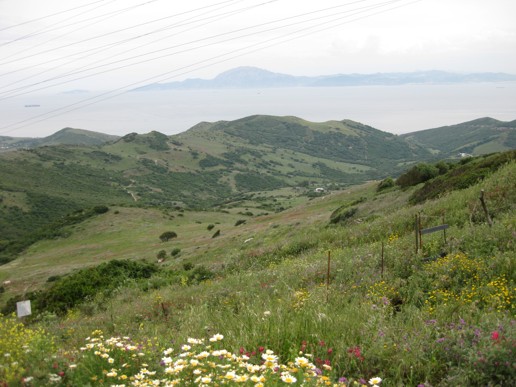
0,115,431,265
402,117,516,157
0,151,514,386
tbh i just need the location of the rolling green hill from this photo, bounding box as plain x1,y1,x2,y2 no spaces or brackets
401,117,516,157
0,115,513,265
0,127,119,150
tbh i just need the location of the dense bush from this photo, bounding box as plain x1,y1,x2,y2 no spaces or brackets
396,162,439,188
146,131,170,151
329,205,358,225
186,265,215,284
376,177,395,191
2,260,159,315
159,231,177,242
92,205,109,214
410,150,516,204
234,172,284,192
156,250,167,259
199,154,233,168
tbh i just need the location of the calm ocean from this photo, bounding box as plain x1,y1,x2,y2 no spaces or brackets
3,82,516,137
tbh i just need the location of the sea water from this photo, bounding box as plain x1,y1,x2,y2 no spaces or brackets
2,82,516,137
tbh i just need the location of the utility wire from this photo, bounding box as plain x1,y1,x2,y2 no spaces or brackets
0,0,110,32
0,0,239,66
0,0,401,100
0,0,279,97
1,0,153,62
0,0,377,97
0,0,245,91
0,0,421,134
0,0,121,47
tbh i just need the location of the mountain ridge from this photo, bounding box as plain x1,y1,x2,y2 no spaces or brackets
132,66,516,91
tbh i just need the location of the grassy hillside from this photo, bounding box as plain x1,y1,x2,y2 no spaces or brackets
0,152,514,385
0,116,434,264
180,115,430,174
0,128,119,150
402,117,516,157
2,115,514,266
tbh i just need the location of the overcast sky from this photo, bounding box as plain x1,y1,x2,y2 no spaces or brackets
1,0,515,136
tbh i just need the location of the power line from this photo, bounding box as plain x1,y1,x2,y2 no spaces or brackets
0,0,110,32
0,0,404,102
0,0,422,134
0,0,159,50
0,0,147,61
0,0,121,47
0,0,283,97
0,0,245,91
0,0,238,66
0,0,375,97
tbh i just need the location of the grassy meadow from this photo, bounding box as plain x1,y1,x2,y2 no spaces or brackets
0,156,515,386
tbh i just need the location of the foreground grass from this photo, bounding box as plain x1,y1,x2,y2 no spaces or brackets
1,162,514,386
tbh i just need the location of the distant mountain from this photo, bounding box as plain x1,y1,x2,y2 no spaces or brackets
0,128,120,151
132,67,516,91
402,117,516,157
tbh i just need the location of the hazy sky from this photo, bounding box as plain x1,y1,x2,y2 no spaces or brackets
1,0,515,136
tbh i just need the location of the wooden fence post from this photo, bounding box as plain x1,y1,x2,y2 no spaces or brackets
479,190,493,227
326,250,331,303
415,214,419,254
418,213,423,251
381,241,385,279
442,212,447,243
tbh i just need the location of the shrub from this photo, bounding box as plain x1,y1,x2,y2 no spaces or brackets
157,250,167,259
410,151,515,204
159,231,177,242
92,205,109,214
207,224,215,231
171,248,181,257
234,219,246,226
329,206,358,225
377,177,395,191
435,160,450,175
212,230,221,238
187,265,215,284
182,262,194,271
3,260,159,315
396,163,439,188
